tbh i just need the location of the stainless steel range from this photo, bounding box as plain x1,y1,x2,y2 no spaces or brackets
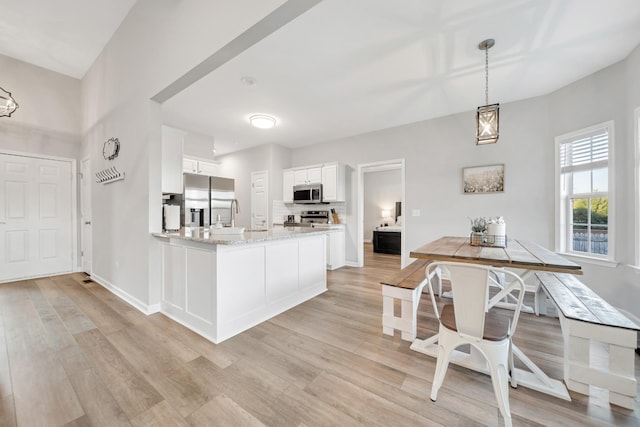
284,210,329,227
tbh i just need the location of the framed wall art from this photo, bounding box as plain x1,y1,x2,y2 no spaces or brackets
463,164,504,194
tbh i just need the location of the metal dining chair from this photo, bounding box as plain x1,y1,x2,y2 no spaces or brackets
424,261,525,427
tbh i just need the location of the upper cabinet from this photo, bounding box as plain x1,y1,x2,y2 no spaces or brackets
293,166,321,185
321,163,345,202
283,170,294,203
283,162,345,202
183,157,220,176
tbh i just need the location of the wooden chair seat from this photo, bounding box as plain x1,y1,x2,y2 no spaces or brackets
440,304,510,341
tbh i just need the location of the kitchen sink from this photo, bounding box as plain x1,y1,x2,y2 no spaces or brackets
210,227,245,235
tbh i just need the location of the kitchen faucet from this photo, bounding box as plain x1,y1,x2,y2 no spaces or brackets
230,199,239,227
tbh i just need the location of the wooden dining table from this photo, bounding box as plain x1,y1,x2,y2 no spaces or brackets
410,236,582,274
408,236,583,401
411,236,582,314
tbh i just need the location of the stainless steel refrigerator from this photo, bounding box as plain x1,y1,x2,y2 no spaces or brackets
180,173,235,227
210,176,235,226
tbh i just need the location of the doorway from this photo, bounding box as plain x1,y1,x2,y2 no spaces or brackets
0,152,76,282
80,157,92,274
251,170,269,229
356,159,405,268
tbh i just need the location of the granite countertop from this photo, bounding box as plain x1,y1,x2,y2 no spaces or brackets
152,226,332,245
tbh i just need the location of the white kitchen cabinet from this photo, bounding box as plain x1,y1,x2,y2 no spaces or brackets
162,243,216,334
183,157,220,176
293,166,322,185
161,126,184,194
283,163,344,202
283,170,294,203
326,229,346,270
307,167,322,184
159,233,326,343
183,157,198,174
321,162,345,202
198,160,219,176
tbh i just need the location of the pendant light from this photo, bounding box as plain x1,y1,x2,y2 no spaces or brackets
0,86,18,117
476,39,499,145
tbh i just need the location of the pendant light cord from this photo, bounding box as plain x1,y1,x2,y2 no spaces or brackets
484,45,489,106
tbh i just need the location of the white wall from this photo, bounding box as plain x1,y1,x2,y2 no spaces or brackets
547,50,640,320
5,2,639,320
292,95,552,271
291,48,640,319
80,0,287,311
214,143,291,228
0,54,83,268
364,169,401,240
0,54,81,160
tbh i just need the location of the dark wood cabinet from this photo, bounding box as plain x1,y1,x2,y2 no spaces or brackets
373,230,401,255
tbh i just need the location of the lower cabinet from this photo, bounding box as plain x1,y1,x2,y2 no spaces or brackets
160,234,327,343
373,230,401,255
326,229,346,270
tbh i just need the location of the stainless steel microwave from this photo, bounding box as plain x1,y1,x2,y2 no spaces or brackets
293,183,326,204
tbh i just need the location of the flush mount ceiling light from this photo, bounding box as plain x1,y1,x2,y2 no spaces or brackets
476,39,499,145
249,114,276,129
0,86,19,117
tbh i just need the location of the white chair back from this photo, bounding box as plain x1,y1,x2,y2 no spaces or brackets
425,261,526,337
448,264,490,339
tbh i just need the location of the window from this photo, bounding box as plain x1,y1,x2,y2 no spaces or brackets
556,121,614,260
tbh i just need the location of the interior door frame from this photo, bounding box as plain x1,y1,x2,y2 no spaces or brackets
250,169,269,229
80,156,92,274
356,159,405,268
0,148,78,275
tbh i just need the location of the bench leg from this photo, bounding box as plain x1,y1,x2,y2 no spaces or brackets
401,298,417,341
560,316,637,409
565,335,591,394
609,338,637,409
381,285,418,341
382,294,395,336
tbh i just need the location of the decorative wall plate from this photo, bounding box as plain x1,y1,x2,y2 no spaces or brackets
103,137,120,160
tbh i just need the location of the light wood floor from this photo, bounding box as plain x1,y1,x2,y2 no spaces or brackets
0,243,638,426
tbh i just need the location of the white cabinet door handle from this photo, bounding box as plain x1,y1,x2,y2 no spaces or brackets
84,221,91,225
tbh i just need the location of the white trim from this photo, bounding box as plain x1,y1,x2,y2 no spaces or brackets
554,120,615,261
71,160,78,272
0,148,75,163
356,159,405,268
0,149,79,275
91,273,161,315
558,252,618,268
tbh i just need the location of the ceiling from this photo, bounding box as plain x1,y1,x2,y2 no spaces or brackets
2,1,640,155
0,0,137,78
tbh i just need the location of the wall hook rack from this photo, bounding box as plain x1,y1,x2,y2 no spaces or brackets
96,166,125,184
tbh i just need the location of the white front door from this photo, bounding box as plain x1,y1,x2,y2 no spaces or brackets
251,170,268,229
0,153,73,282
80,158,92,274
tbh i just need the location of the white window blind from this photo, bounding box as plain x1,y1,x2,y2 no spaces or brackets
559,130,608,173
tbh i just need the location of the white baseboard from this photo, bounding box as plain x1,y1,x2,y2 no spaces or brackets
90,273,160,315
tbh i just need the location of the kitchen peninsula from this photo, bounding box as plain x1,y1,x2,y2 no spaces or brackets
153,227,329,343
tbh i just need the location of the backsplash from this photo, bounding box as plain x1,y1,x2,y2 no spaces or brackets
273,201,347,224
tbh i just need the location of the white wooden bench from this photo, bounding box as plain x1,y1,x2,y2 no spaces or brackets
536,271,639,409
381,259,441,341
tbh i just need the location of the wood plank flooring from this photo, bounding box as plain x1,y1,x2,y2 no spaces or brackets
0,242,637,426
